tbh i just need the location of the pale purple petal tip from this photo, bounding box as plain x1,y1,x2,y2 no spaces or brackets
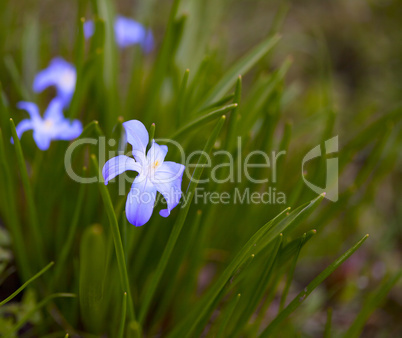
159,209,170,218
33,131,51,151
83,20,95,39
17,101,41,120
153,162,185,216
102,155,141,185
126,176,157,226
123,120,149,155
33,57,76,107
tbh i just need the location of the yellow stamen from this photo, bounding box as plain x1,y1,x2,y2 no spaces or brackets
44,120,53,128
152,160,160,169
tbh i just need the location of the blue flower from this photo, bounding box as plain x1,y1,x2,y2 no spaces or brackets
84,16,154,52
14,99,83,150
33,57,76,107
102,120,185,227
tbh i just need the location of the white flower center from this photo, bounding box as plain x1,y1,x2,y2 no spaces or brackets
144,159,161,178
44,119,54,130
61,70,76,90
152,160,160,169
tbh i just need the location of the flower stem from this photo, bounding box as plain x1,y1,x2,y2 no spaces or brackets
139,116,226,324
91,154,137,324
9,118,46,269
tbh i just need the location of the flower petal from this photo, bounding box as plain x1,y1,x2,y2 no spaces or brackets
17,102,41,121
102,155,142,185
33,130,52,150
33,65,57,93
142,30,154,53
33,57,76,107
147,140,168,167
126,175,157,226
114,16,147,48
44,99,64,122
123,120,149,164
53,119,83,141
152,161,185,217
15,119,33,139
83,20,95,39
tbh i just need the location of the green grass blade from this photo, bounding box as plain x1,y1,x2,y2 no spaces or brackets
147,123,156,153
0,129,31,281
277,120,292,187
51,167,87,290
169,194,324,338
279,232,308,311
345,269,402,337
0,261,54,307
199,34,280,109
139,116,226,324
68,121,104,166
143,0,182,124
3,55,32,100
167,208,289,338
276,229,317,273
91,154,136,323
225,75,242,151
177,68,190,126
240,57,292,135
74,17,86,75
151,209,204,323
81,120,104,138
67,17,90,119
8,293,76,334
120,212,128,263
95,0,119,131
260,234,370,337
216,293,241,338
169,103,236,140
198,94,235,114
169,208,290,338
231,234,283,336
79,224,107,333
9,118,46,268
21,16,38,93
117,292,127,338
324,307,332,338
268,3,289,36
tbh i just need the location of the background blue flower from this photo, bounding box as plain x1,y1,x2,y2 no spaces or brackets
33,57,76,108
84,16,154,51
14,99,82,150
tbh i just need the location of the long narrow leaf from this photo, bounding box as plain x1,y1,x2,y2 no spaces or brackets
260,234,369,337
91,154,136,323
170,104,237,140
199,34,281,109
279,232,308,311
0,129,30,280
9,293,76,334
324,307,332,338
51,167,87,290
345,269,402,337
231,234,283,336
117,292,127,338
216,293,241,338
169,194,324,338
0,262,54,307
9,118,46,268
